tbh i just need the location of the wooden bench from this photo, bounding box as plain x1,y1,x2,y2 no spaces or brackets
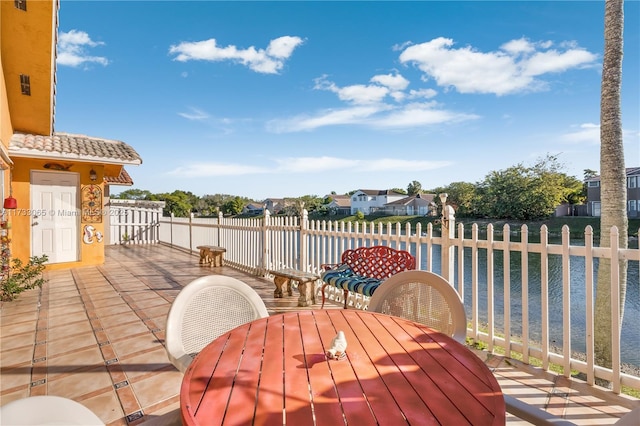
196,245,226,267
269,268,320,307
320,245,416,309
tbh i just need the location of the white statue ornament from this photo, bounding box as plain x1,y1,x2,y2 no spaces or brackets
326,330,347,360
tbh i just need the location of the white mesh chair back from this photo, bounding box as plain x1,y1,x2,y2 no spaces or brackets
368,270,467,344
0,395,104,425
165,275,269,373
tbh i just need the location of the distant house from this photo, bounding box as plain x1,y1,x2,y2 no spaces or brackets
324,195,351,215
264,198,284,214
242,203,264,215
350,189,406,215
585,167,640,217
380,193,436,216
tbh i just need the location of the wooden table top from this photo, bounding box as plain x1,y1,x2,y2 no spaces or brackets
181,310,505,425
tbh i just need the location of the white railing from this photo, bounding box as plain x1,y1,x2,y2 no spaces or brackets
108,199,164,245
155,210,639,393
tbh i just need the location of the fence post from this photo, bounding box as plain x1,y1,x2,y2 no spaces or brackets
189,212,194,253
217,211,223,247
300,209,309,271
440,202,456,283
170,212,174,246
262,210,271,274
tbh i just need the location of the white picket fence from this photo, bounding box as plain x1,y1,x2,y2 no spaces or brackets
107,199,164,245
127,208,639,394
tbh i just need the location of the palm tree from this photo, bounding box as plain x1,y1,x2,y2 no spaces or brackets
594,0,628,379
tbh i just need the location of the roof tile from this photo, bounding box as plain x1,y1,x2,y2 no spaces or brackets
9,132,142,165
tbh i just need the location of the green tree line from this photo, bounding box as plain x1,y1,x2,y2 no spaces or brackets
113,155,589,221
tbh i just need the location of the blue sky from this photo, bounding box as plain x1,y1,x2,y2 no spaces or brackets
54,1,639,201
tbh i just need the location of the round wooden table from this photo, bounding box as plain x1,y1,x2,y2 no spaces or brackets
181,310,505,425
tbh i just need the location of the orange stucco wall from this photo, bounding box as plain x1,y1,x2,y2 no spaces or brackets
7,158,106,268
0,0,55,135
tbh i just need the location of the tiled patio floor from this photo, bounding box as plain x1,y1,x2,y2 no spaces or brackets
1,244,638,425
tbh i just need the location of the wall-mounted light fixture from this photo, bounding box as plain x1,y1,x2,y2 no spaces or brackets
438,192,449,229
89,168,97,182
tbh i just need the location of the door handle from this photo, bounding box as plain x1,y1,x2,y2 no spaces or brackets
32,221,39,226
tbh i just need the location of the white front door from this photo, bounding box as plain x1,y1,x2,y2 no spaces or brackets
31,171,79,263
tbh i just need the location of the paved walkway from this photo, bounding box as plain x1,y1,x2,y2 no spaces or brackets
1,244,638,425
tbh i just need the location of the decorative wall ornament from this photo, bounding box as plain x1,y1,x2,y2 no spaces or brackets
81,184,103,223
83,225,95,244
83,225,104,245
43,162,73,171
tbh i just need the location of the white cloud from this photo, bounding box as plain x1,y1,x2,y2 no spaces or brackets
314,76,390,105
371,102,479,128
267,105,388,132
275,157,358,173
169,36,303,74
370,73,410,91
399,36,597,95
178,107,209,121
560,123,640,146
279,157,453,173
57,30,108,67
168,156,452,178
561,123,600,144
408,88,438,99
168,163,268,177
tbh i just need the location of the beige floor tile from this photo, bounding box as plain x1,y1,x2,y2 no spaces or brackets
130,297,169,310
48,320,93,341
47,366,113,399
106,321,149,342
0,364,33,391
130,370,182,409
139,404,181,426
99,311,142,329
1,321,40,336
0,331,35,351
122,347,172,379
0,346,35,368
0,387,30,405
0,311,38,324
95,303,134,317
47,331,98,357
46,346,105,379
111,335,164,360
138,305,170,320
82,389,125,424
48,311,89,328
91,294,126,308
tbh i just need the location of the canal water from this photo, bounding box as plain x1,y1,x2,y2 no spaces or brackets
425,237,640,368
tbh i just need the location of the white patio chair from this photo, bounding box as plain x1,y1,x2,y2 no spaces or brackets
165,274,269,373
367,270,467,344
0,395,104,425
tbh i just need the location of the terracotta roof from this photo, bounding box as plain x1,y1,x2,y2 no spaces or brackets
104,168,134,186
9,132,142,165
